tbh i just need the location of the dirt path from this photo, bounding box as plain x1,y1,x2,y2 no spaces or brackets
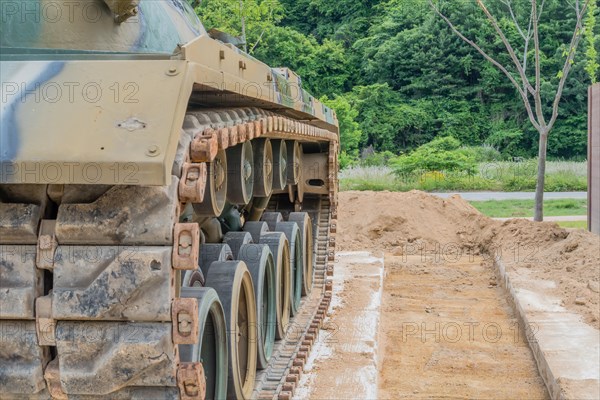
379,255,548,399
294,190,600,399
294,252,384,399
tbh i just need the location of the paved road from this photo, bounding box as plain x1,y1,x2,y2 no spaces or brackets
431,191,587,201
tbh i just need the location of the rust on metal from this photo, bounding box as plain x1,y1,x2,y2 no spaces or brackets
191,129,219,163
173,223,201,270
228,125,239,146
172,298,200,345
177,362,206,400
217,128,230,150
44,359,67,400
246,123,256,140
179,163,207,203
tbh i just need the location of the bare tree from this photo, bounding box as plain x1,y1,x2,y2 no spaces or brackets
430,0,590,221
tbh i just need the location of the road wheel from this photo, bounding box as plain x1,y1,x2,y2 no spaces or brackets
259,232,291,340
238,244,276,369
205,261,257,400
243,221,269,243
288,212,313,296
199,243,233,278
179,287,228,400
194,150,228,216
275,221,303,315
286,141,301,185
261,211,283,231
226,142,254,205
223,231,253,259
252,139,273,197
271,140,288,191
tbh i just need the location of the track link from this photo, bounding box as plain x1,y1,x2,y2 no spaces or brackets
252,195,335,400
0,108,337,399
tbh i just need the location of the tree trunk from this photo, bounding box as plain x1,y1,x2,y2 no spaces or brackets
534,131,549,222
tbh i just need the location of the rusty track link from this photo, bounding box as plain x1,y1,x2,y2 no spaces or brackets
252,195,335,400
0,107,337,399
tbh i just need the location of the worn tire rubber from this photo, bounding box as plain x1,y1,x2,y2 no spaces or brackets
193,149,228,216
288,212,313,296
275,222,303,316
243,221,269,243
252,138,273,197
200,243,233,278
259,232,291,340
286,141,301,185
238,244,276,369
223,231,253,259
271,140,288,191
260,211,283,231
180,287,228,400
226,142,254,205
204,261,257,400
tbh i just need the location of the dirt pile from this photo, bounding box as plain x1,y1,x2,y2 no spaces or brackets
338,191,600,328
337,190,489,254
481,219,600,328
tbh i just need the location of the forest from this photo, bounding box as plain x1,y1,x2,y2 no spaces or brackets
192,0,600,166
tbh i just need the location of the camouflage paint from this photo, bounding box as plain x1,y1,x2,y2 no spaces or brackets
0,0,338,185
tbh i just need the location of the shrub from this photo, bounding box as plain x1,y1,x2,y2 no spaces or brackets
361,150,397,167
391,136,477,175
460,144,503,163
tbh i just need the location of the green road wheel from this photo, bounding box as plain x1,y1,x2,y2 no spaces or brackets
259,232,291,340
271,140,288,191
199,243,233,280
275,222,303,316
226,142,254,205
205,261,257,400
252,138,273,197
193,150,228,217
223,231,253,259
288,212,313,296
179,287,228,400
260,212,284,231
238,244,276,369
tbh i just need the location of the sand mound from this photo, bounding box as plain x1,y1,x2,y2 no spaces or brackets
337,190,489,254
338,191,600,328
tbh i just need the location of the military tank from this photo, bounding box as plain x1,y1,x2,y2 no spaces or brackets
0,1,339,399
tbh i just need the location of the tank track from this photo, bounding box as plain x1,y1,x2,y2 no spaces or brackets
0,107,337,399
252,195,335,400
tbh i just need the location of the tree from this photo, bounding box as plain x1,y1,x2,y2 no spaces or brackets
321,95,363,155
430,0,591,221
195,0,283,53
583,0,599,83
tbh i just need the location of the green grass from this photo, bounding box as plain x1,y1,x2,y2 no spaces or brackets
557,221,588,229
469,199,588,218
339,160,588,192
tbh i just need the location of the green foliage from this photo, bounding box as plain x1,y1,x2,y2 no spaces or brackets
253,26,350,96
584,0,599,83
391,136,478,175
195,0,283,52
470,199,588,218
340,160,587,192
321,95,362,154
196,0,590,160
362,151,397,167
460,144,503,163
485,128,526,158
339,151,358,169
